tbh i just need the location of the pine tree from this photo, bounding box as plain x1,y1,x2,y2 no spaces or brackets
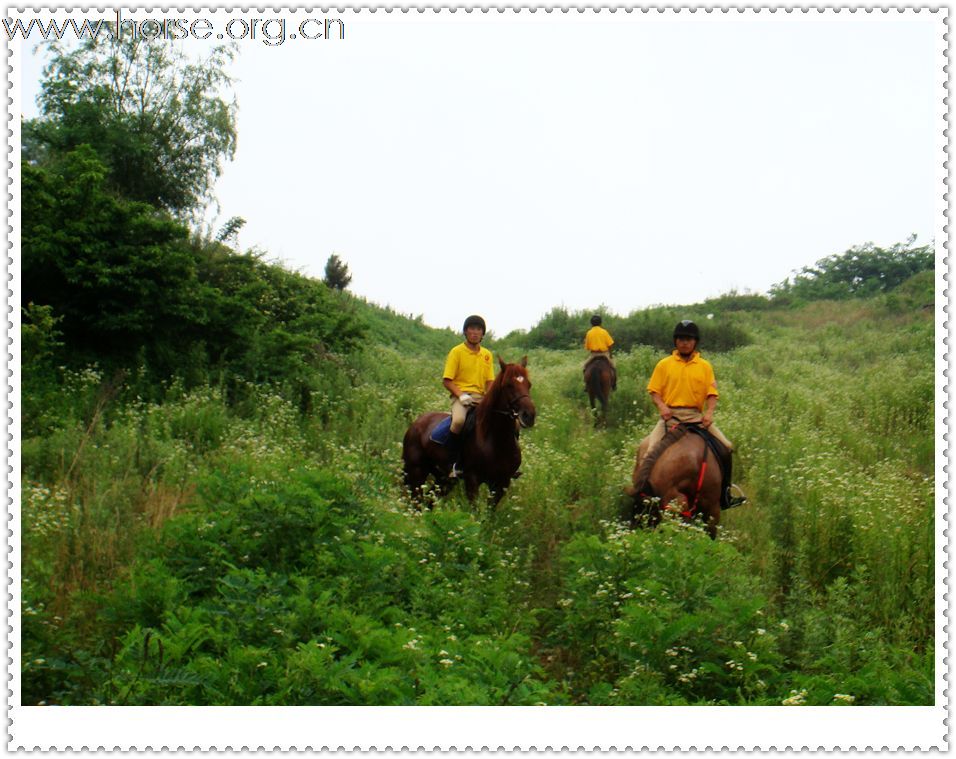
324,254,352,290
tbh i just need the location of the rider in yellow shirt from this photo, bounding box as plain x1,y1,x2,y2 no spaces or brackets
640,320,745,508
442,314,495,477
583,315,617,389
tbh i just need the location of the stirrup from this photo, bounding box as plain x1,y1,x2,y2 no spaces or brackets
724,484,747,509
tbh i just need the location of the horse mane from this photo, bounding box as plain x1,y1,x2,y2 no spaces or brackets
633,423,691,492
476,361,525,431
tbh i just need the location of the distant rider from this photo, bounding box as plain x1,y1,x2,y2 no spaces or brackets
583,314,617,390
639,319,745,508
442,314,495,478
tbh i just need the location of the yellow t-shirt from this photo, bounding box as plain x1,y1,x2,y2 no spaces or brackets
646,350,719,410
443,343,495,394
584,326,614,352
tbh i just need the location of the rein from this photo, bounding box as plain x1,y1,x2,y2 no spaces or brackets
677,436,709,519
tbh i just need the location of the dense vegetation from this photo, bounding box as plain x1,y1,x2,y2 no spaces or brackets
499,237,932,354
20,36,935,706
22,36,369,426
21,283,935,705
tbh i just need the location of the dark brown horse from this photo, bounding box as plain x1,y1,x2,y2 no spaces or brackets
584,357,613,418
402,356,536,506
625,423,723,539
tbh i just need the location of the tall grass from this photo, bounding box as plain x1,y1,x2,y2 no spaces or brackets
20,300,935,705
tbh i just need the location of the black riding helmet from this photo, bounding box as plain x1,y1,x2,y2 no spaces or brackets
673,319,700,342
463,314,487,335
590,314,602,326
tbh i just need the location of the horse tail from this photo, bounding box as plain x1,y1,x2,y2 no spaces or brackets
587,361,604,396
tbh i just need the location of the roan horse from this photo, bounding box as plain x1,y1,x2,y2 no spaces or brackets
584,357,613,418
402,356,536,506
625,422,723,539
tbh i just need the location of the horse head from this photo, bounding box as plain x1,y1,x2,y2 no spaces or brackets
495,355,536,429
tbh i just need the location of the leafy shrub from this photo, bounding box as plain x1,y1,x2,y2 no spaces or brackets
22,147,367,406
770,238,933,303
513,306,751,354
545,519,783,704
29,468,559,705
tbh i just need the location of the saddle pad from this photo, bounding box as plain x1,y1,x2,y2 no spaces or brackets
429,416,453,445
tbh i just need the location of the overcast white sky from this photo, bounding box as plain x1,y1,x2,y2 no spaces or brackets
19,10,942,335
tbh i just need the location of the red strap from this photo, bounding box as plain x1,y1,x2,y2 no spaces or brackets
682,460,708,519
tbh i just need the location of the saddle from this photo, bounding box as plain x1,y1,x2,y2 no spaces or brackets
429,407,478,445
583,354,611,374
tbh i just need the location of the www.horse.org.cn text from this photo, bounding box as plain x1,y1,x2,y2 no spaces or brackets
3,11,346,46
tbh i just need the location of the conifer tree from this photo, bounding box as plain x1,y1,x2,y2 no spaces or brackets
324,254,352,290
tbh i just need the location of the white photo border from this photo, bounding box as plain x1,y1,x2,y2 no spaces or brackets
4,5,948,750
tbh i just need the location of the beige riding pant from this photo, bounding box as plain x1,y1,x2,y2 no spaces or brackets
450,394,483,434
641,406,733,458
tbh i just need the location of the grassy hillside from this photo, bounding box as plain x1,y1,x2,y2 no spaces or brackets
20,293,935,706
344,292,461,356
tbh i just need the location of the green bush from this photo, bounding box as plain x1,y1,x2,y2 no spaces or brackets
770,238,933,303
510,306,752,354
545,519,783,704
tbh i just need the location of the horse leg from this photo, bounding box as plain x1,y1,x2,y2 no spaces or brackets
404,466,426,503
464,475,481,502
630,493,659,529
402,437,426,503
488,477,512,510
627,438,651,494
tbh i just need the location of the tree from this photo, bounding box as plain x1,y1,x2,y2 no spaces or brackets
24,37,238,217
771,237,934,302
216,216,246,246
21,145,204,366
22,145,367,389
323,254,352,290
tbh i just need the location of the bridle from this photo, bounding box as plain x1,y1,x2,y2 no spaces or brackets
491,375,532,422
494,389,530,419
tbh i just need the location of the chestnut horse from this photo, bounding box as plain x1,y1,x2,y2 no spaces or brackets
402,356,536,507
584,357,613,418
625,422,723,539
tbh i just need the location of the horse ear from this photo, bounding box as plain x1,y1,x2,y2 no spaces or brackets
520,355,528,368
498,355,507,372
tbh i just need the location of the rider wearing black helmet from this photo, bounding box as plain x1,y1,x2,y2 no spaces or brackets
639,319,745,508
442,315,495,477
583,314,617,390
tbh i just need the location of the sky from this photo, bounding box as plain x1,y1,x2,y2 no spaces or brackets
17,9,943,336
